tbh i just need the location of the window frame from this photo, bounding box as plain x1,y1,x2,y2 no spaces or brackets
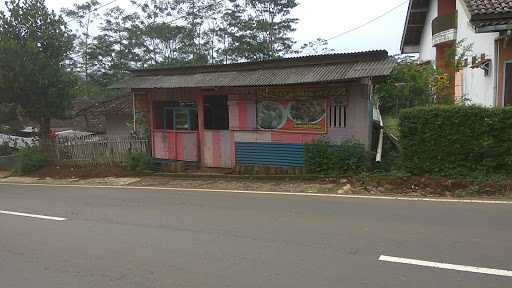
503,60,512,107
163,107,198,131
328,103,347,129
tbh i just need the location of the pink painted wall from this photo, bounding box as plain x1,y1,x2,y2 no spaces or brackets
228,96,257,130
153,130,199,161
202,130,232,168
153,130,173,159
326,85,370,146
228,95,323,145
228,90,370,146
149,85,371,168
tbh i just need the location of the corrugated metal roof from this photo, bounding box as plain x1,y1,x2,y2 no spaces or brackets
76,94,132,116
112,51,395,89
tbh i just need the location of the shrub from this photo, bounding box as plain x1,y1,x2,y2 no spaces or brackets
126,152,154,172
305,139,371,176
374,57,438,117
0,142,15,156
14,147,47,174
399,106,512,176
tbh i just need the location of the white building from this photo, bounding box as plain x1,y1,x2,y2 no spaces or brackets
401,0,512,107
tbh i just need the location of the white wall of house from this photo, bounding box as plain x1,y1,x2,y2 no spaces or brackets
416,0,500,106
456,0,498,106
419,0,437,62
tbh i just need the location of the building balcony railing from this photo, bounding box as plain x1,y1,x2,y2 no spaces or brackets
432,11,457,46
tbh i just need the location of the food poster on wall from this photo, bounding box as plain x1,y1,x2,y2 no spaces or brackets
257,100,327,133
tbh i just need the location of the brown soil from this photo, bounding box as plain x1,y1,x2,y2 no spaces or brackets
134,176,339,194
351,175,512,198
31,165,129,179
19,165,512,199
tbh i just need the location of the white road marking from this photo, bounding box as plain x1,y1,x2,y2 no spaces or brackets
379,255,512,277
0,210,67,221
0,182,511,205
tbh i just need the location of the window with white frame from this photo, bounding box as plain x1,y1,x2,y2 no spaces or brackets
329,104,346,128
329,94,348,128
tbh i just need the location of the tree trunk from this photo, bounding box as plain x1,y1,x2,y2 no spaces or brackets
38,117,51,153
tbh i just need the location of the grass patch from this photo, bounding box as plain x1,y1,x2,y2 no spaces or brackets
383,116,400,139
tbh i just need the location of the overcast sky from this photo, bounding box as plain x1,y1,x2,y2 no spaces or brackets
2,0,409,55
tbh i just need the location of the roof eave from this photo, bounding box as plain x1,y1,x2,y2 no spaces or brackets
471,12,512,22
400,0,416,54
128,50,390,77
474,23,512,33
402,45,421,54
400,0,429,54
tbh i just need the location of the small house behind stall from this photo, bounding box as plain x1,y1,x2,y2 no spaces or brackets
74,95,134,136
401,0,512,106
113,51,395,170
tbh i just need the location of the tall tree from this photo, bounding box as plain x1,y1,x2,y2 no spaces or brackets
219,0,298,62
92,6,141,83
61,0,101,98
218,0,251,63
299,38,334,55
246,0,298,59
177,0,223,64
0,0,76,147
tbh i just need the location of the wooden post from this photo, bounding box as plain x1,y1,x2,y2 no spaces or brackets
148,92,154,157
228,95,237,169
196,91,205,167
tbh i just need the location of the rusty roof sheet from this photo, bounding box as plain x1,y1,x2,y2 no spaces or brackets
112,51,396,89
76,94,132,116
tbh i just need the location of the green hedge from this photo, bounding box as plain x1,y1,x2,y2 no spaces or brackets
305,140,371,176
399,106,512,176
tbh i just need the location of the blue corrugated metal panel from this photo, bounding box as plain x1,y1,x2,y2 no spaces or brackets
235,142,305,167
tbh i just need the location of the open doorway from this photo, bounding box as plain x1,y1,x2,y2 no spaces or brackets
204,96,229,130
201,95,232,168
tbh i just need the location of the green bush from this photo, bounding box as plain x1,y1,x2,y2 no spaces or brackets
14,147,47,174
126,152,154,172
305,139,371,176
399,106,512,176
0,142,16,156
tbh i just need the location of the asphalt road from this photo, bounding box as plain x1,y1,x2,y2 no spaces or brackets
0,183,510,288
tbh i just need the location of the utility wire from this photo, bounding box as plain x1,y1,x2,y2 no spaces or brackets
325,0,408,42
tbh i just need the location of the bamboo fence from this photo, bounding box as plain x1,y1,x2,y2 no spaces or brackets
53,135,149,166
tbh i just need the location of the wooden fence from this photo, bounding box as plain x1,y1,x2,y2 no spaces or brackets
53,135,149,166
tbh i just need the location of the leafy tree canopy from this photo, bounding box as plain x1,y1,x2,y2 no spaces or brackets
0,0,77,144
374,56,439,117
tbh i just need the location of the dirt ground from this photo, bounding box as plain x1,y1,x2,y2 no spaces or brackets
0,171,9,178
134,176,339,194
0,166,511,199
357,175,512,198
31,165,130,179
